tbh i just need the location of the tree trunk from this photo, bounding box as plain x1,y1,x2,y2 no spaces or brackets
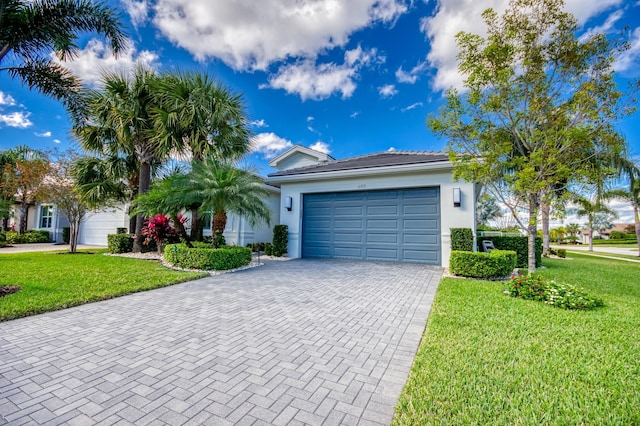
19,201,28,234
129,215,136,234
212,211,227,248
541,201,550,256
133,161,152,253
190,210,205,241
70,219,78,253
588,216,594,252
172,214,193,248
527,194,539,274
2,217,8,232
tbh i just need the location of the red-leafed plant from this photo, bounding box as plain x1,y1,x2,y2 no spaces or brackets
141,214,180,253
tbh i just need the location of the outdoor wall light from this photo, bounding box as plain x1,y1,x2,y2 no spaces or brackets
453,187,461,207
285,196,293,211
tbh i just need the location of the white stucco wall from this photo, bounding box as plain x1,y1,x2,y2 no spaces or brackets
271,167,476,267
222,190,281,245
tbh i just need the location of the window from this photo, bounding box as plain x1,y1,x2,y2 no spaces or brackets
202,212,212,230
40,205,53,229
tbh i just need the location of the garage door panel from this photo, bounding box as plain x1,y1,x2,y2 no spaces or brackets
367,233,398,244
334,233,363,243
302,187,440,264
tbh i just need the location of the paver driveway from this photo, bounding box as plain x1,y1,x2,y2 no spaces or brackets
0,259,442,425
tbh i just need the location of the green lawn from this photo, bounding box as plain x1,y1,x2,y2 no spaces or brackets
565,250,640,261
394,254,640,425
0,250,206,321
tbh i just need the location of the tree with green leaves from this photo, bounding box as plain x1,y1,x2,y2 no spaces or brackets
0,0,126,118
428,0,635,273
153,70,251,240
74,67,167,252
40,150,89,253
610,158,640,256
476,194,502,227
135,158,271,248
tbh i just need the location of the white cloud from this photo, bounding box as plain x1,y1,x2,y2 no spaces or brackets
265,46,382,100
378,84,398,98
616,27,640,72
350,111,360,118
387,146,396,151
0,112,32,128
401,102,423,112
53,139,61,144
122,0,149,27
35,131,52,137
579,9,623,41
249,119,268,128
309,141,331,154
422,0,624,92
395,61,428,84
55,38,159,87
251,132,293,159
307,116,314,122
151,0,407,70
0,91,16,106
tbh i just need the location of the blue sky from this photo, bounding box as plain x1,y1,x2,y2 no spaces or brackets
1,0,639,182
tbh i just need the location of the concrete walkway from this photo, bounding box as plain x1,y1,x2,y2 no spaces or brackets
0,243,105,254
0,259,442,425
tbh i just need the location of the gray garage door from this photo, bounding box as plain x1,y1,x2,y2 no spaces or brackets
302,187,440,264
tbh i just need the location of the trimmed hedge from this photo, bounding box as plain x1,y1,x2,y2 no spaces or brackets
449,250,517,279
272,225,288,257
164,244,252,270
451,228,474,252
593,238,637,245
4,230,50,244
0,232,5,244
107,233,134,253
477,236,542,268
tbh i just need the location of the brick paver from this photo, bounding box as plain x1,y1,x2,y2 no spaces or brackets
0,259,441,425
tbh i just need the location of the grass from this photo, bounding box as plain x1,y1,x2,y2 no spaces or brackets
565,250,640,261
0,250,206,321
393,253,640,425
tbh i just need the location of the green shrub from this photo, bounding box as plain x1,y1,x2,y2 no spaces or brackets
504,274,603,310
449,250,517,279
213,232,226,248
272,225,288,257
550,248,566,258
107,233,134,254
0,232,5,244
264,242,273,256
609,231,627,240
477,236,542,268
450,228,474,251
116,227,128,234
5,230,51,244
62,227,70,244
593,238,637,245
164,244,252,270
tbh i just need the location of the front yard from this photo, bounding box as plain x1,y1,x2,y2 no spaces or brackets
394,254,640,425
0,250,206,321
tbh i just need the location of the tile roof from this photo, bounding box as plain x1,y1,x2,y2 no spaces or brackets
268,151,449,177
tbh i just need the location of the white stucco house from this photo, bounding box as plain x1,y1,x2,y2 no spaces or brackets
267,145,476,267
11,145,476,266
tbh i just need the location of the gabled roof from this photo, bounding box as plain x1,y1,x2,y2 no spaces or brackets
268,144,335,169
268,151,449,177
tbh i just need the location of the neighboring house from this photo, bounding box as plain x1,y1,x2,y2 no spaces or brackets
267,146,477,267
581,223,636,244
10,183,281,247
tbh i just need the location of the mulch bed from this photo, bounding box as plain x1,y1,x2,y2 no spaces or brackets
0,286,22,297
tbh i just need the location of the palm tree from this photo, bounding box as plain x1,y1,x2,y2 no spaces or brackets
137,158,271,248
565,223,581,243
574,196,616,252
475,194,502,227
0,0,126,118
153,71,251,240
74,67,168,252
610,158,640,256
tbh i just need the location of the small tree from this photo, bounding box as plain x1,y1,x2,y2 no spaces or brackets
428,0,634,273
40,150,89,253
8,151,50,233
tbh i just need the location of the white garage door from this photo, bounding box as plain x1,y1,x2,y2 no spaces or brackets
78,208,129,245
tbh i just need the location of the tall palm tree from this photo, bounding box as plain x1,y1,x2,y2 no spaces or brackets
610,158,640,256
0,0,126,118
137,158,271,248
153,70,251,240
74,67,167,251
574,195,616,252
